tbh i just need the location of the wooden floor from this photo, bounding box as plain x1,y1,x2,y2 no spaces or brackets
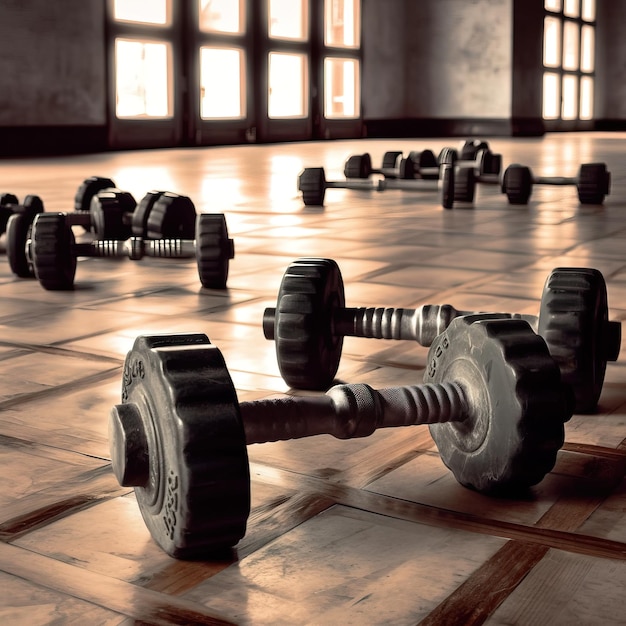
1,132,625,625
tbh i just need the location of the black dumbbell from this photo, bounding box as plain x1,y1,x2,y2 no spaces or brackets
458,139,490,160
1,192,20,236
263,258,621,413
438,147,502,182
109,317,572,557
501,163,611,205
29,212,234,290
298,163,472,209
343,151,403,178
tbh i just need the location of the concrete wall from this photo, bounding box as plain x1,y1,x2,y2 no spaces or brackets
595,0,626,121
0,0,106,126
404,0,512,119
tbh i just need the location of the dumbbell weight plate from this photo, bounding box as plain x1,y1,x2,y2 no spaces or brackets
74,176,116,212
425,315,567,494
344,153,372,179
272,258,345,390
90,189,137,240
460,139,489,160
5,197,45,277
577,163,611,204
0,193,19,233
437,147,458,166
453,166,476,203
131,190,165,237
196,214,233,289
502,164,533,204
538,267,618,413
109,333,250,558
146,193,196,240
32,213,77,290
298,168,326,206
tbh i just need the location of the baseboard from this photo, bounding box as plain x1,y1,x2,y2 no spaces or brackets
0,126,108,158
594,119,626,131
363,117,545,138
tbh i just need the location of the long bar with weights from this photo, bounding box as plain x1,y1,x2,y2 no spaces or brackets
108,316,572,558
263,258,621,413
28,212,234,290
501,162,611,204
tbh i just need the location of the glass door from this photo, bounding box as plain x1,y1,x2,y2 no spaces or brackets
189,0,256,145
107,0,184,148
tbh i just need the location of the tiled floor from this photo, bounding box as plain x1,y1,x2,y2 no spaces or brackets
1,132,625,625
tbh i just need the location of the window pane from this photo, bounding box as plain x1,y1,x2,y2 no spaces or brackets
115,39,172,118
199,0,244,34
580,76,594,120
544,0,562,11
114,0,168,25
562,20,579,70
268,52,307,117
200,47,245,119
562,74,578,119
325,0,360,47
582,0,596,21
269,0,307,40
563,0,579,17
543,17,561,67
324,57,359,118
581,24,594,72
543,72,560,119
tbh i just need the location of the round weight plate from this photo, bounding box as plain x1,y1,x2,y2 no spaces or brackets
502,164,533,204
438,147,458,166
32,213,77,290
273,258,345,390
196,214,233,289
298,168,326,206
538,267,614,413
344,153,372,179
453,166,476,203
440,164,454,209
577,163,610,204
398,157,416,180
6,202,44,277
110,333,250,558
381,151,402,170
74,176,116,212
425,316,568,494
0,193,19,232
132,190,165,237
460,139,489,160
146,193,196,240
91,189,137,240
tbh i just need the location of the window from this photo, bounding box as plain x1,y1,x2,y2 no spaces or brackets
543,0,595,122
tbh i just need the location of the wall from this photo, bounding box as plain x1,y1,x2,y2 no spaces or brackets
595,0,626,123
0,0,107,154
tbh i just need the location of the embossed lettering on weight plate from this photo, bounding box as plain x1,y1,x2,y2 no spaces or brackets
163,470,179,540
122,358,145,402
428,333,450,378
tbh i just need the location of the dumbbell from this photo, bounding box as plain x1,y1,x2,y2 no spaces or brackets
7,190,197,279
343,150,440,180
343,151,403,178
109,317,572,557
298,163,471,209
438,147,502,182
1,193,20,236
458,139,490,160
29,212,234,290
501,163,611,204
263,258,621,413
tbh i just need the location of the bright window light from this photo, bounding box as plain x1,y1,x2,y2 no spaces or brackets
199,0,244,34
562,20,579,70
580,76,594,119
582,0,596,21
563,0,579,17
325,0,360,47
115,39,172,118
544,0,561,11
543,17,561,67
200,47,245,119
114,0,168,25
543,72,560,119
268,52,307,118
324,57,359,118
581,25,595,72
562,74,578,119
269,0,307,40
